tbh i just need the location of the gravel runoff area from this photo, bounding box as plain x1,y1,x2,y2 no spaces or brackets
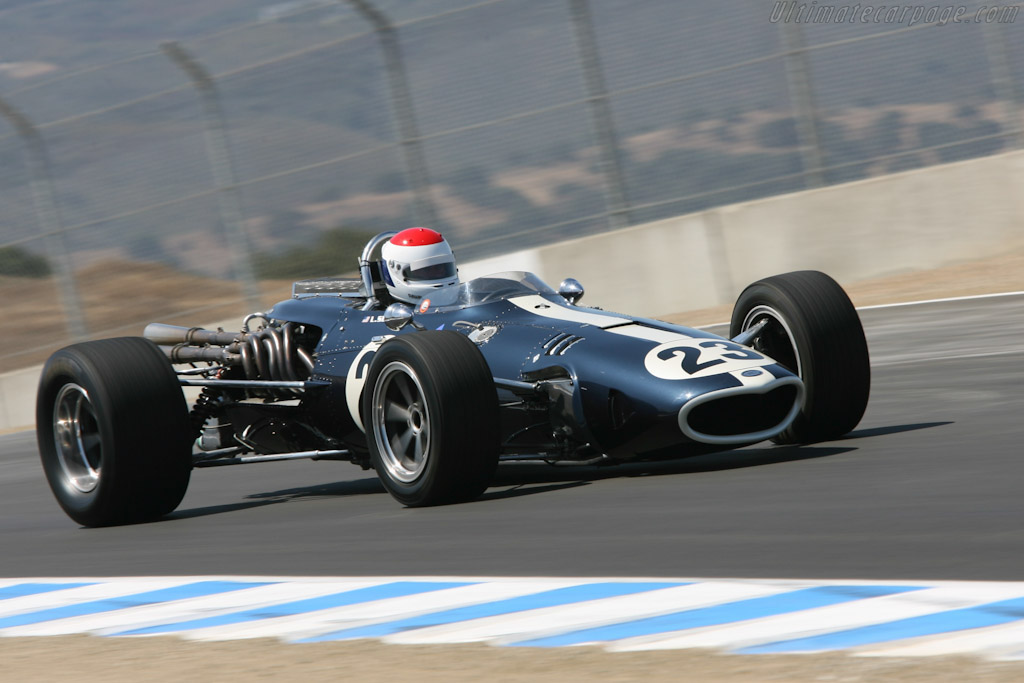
6,250,1024,681
5,637,1024,683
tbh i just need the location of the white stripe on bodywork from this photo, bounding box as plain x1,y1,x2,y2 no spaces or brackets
605,323,693,343
507,295,631,328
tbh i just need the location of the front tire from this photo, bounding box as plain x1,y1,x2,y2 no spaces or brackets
363,331,499,506
730,271,870,443
36,337,192,526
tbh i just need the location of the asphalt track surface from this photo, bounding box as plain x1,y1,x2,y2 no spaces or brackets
1,294,1022,581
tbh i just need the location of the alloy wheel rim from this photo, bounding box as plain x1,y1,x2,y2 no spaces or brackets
372,361,431,483
52,383,102,493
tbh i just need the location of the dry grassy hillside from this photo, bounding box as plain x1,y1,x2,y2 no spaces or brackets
1,261,292,372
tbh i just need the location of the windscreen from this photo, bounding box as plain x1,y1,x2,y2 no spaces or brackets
445,271,556,308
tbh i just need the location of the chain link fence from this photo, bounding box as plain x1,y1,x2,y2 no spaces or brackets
0,0,1021,370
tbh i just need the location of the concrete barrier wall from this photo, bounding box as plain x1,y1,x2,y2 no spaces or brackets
525,149,1024,317
5,149,1023,431
0,365,41,433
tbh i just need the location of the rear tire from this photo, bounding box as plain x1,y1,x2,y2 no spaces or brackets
363,331,499,506
729,271,870,444
36,337,192,526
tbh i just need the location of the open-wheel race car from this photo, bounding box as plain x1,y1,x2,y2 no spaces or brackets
36,230,870,526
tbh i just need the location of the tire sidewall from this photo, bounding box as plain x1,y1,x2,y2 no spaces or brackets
363,339,447,505
37,351,125,526
36,338,193,526
730,271,870,443
361,331,499,507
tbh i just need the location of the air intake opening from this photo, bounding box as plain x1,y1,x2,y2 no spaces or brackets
687,385,798,437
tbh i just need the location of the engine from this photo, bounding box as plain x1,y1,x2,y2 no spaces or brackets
143,319,317,385
143,317,333,456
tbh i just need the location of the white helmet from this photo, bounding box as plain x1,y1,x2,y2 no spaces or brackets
380,228,460,308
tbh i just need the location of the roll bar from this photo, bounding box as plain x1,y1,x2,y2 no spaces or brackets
359,231,398,311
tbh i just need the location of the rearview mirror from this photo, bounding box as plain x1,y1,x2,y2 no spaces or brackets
558,278,584,305
383,303,415,331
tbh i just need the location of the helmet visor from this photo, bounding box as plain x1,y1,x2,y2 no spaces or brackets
405,262,456,281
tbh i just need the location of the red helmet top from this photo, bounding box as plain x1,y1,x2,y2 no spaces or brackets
391,227,443,247
380,227,460,307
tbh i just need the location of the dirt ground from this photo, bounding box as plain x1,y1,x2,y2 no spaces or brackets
3,636,1024,682
4,251,1024,679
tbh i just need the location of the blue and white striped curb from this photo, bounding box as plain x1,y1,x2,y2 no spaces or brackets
3,577,1024,659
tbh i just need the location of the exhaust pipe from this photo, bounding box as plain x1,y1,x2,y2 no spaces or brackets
159,344,241,365
150,320,312,383
144,323,240,346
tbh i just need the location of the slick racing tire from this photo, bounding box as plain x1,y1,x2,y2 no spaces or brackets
363,330,499,506
729,270,870,444
36,337,192,527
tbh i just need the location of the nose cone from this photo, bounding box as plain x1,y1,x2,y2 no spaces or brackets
678,373,804,445
551,327,805,457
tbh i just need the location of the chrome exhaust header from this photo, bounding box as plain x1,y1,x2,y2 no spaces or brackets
144,323,241,346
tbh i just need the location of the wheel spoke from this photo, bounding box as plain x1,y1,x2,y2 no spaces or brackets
386,401,411,424
395,373,416,407
413,432,425,463
391,426,413,458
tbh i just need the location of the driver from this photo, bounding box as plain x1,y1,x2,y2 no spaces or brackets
380,227,460,309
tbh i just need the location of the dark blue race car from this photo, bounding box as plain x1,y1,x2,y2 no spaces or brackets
36,232,870,526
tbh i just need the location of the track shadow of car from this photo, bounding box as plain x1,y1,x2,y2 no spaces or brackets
229,444,853,507
489,444,857,488
485,421,950,490
168,434,909,518
478,481,591,502
243,477,387,501
168,499,282,521
165,477,387,521
240,477,590,505
840,421,952,440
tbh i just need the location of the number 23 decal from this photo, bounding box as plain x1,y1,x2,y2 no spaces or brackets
644,339,772,380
